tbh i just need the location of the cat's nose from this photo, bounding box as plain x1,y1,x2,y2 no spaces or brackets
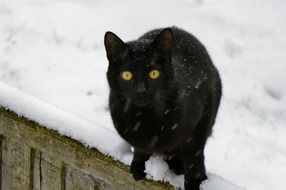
136,82,146,96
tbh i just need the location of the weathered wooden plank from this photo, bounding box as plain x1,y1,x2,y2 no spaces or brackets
0,108,174,190
40,153,63,190
65,165,104,190
31,149,41,190
0,136,1,184
1,137,31,190
1,136,12,190
0,135,10,190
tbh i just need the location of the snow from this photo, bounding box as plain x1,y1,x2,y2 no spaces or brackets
0,0,285,190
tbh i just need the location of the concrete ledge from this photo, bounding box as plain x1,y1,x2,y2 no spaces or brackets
0,107,174,190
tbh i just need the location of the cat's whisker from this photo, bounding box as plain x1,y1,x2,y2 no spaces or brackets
154,100,167,116
109,97,126,111
156,95,177,104
155,98,178,121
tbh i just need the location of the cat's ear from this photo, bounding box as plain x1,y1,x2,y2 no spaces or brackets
152,28,174,56
104,31,128,61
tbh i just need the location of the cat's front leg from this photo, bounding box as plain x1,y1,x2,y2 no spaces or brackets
181,142,207,190
130,149,151,181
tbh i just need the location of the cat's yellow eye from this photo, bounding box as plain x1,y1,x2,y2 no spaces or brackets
149,70,160,79
121,71,133,81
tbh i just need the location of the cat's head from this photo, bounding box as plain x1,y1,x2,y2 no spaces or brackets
104,28,175,107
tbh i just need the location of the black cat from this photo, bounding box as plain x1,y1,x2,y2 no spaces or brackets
104,27,222,190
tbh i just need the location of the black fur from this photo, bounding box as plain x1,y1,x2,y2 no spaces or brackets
104,27,222,190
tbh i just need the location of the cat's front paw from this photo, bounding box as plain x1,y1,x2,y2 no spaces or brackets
130,161,146,180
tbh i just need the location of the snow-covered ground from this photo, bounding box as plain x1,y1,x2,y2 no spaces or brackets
0,0,285,189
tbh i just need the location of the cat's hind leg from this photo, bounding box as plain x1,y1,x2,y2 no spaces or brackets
180,116,211,190
181,137,207,190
